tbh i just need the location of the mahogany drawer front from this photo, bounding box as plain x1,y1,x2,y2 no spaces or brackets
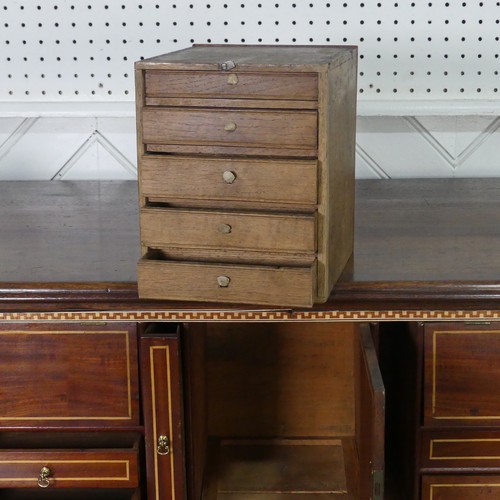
140,208,316,255
0,449,139,489
424,325,500,426
422,430,500,469
144,70,318,102
137,259,315,307
140,156,318,208
421,474,500,500
0,324,139,427
141,108,318,152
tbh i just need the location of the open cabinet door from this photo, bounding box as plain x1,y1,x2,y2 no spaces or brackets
357,324,385,500
140,325,186,500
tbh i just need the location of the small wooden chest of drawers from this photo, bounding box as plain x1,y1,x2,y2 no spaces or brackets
135,45,358,307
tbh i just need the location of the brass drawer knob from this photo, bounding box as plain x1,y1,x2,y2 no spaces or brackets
218,223,232,234
157,435,170,455
227,74,239,85
224,122,237,132
217,275,231,288
222,170,237,184
38,466,52,488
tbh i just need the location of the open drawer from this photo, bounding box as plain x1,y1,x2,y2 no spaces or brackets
182,322,385,500
138,252,316,307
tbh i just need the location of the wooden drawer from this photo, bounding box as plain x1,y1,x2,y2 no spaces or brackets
0,324,139,427
144,70,318,102
0,448,139,489
137,257,315,307
141,107,318,155
421,474,500,499
139,156,318,208
422,430,500,470
140,207,316,255
424,323,500,426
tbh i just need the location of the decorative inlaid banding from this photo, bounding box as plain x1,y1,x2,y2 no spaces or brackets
0,309,499,323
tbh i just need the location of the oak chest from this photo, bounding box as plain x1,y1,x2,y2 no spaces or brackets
135,45,357,306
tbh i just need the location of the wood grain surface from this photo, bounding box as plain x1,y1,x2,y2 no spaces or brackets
2,179,500,310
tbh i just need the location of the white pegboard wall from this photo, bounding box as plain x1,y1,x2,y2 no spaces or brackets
1,0,500,104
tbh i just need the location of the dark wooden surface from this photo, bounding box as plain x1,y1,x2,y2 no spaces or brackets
1,179,500,310
0,181,139,282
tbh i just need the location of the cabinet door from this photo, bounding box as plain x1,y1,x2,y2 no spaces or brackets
0,322,139,428
357,324,385,500
140,327,185,500
424,323,500,426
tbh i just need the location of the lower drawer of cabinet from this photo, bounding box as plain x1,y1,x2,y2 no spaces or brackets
0,449,139,489
422,430,500,470
421,474,500,499
138,256,315,307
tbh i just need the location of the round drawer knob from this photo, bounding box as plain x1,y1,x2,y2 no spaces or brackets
222,170,237,184
218,223,232,234
227,74,239,85
217,275,231,288
224,122,237,132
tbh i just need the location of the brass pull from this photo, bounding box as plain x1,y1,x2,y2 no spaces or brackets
222,170,237,184
217,275,231,288
218,223,232,234
224,122,237,132
38,466,52,488
227,74,238,85
157,435,170,455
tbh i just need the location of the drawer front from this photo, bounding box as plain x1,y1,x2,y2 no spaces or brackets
144,70,318,101
424,324,500,426
140,156,318,207
141,108,317,152
140,208,316,255
0,324,139,427
138,259,315,307
421,474,500,500
422,430,500,469
0,449,139,488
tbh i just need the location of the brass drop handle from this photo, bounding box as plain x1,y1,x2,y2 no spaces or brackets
217,276,231,288
224,122,237,132
38,466,52,488
157,435,170,455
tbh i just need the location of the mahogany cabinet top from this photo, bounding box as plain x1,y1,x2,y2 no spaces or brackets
1,179,500,312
